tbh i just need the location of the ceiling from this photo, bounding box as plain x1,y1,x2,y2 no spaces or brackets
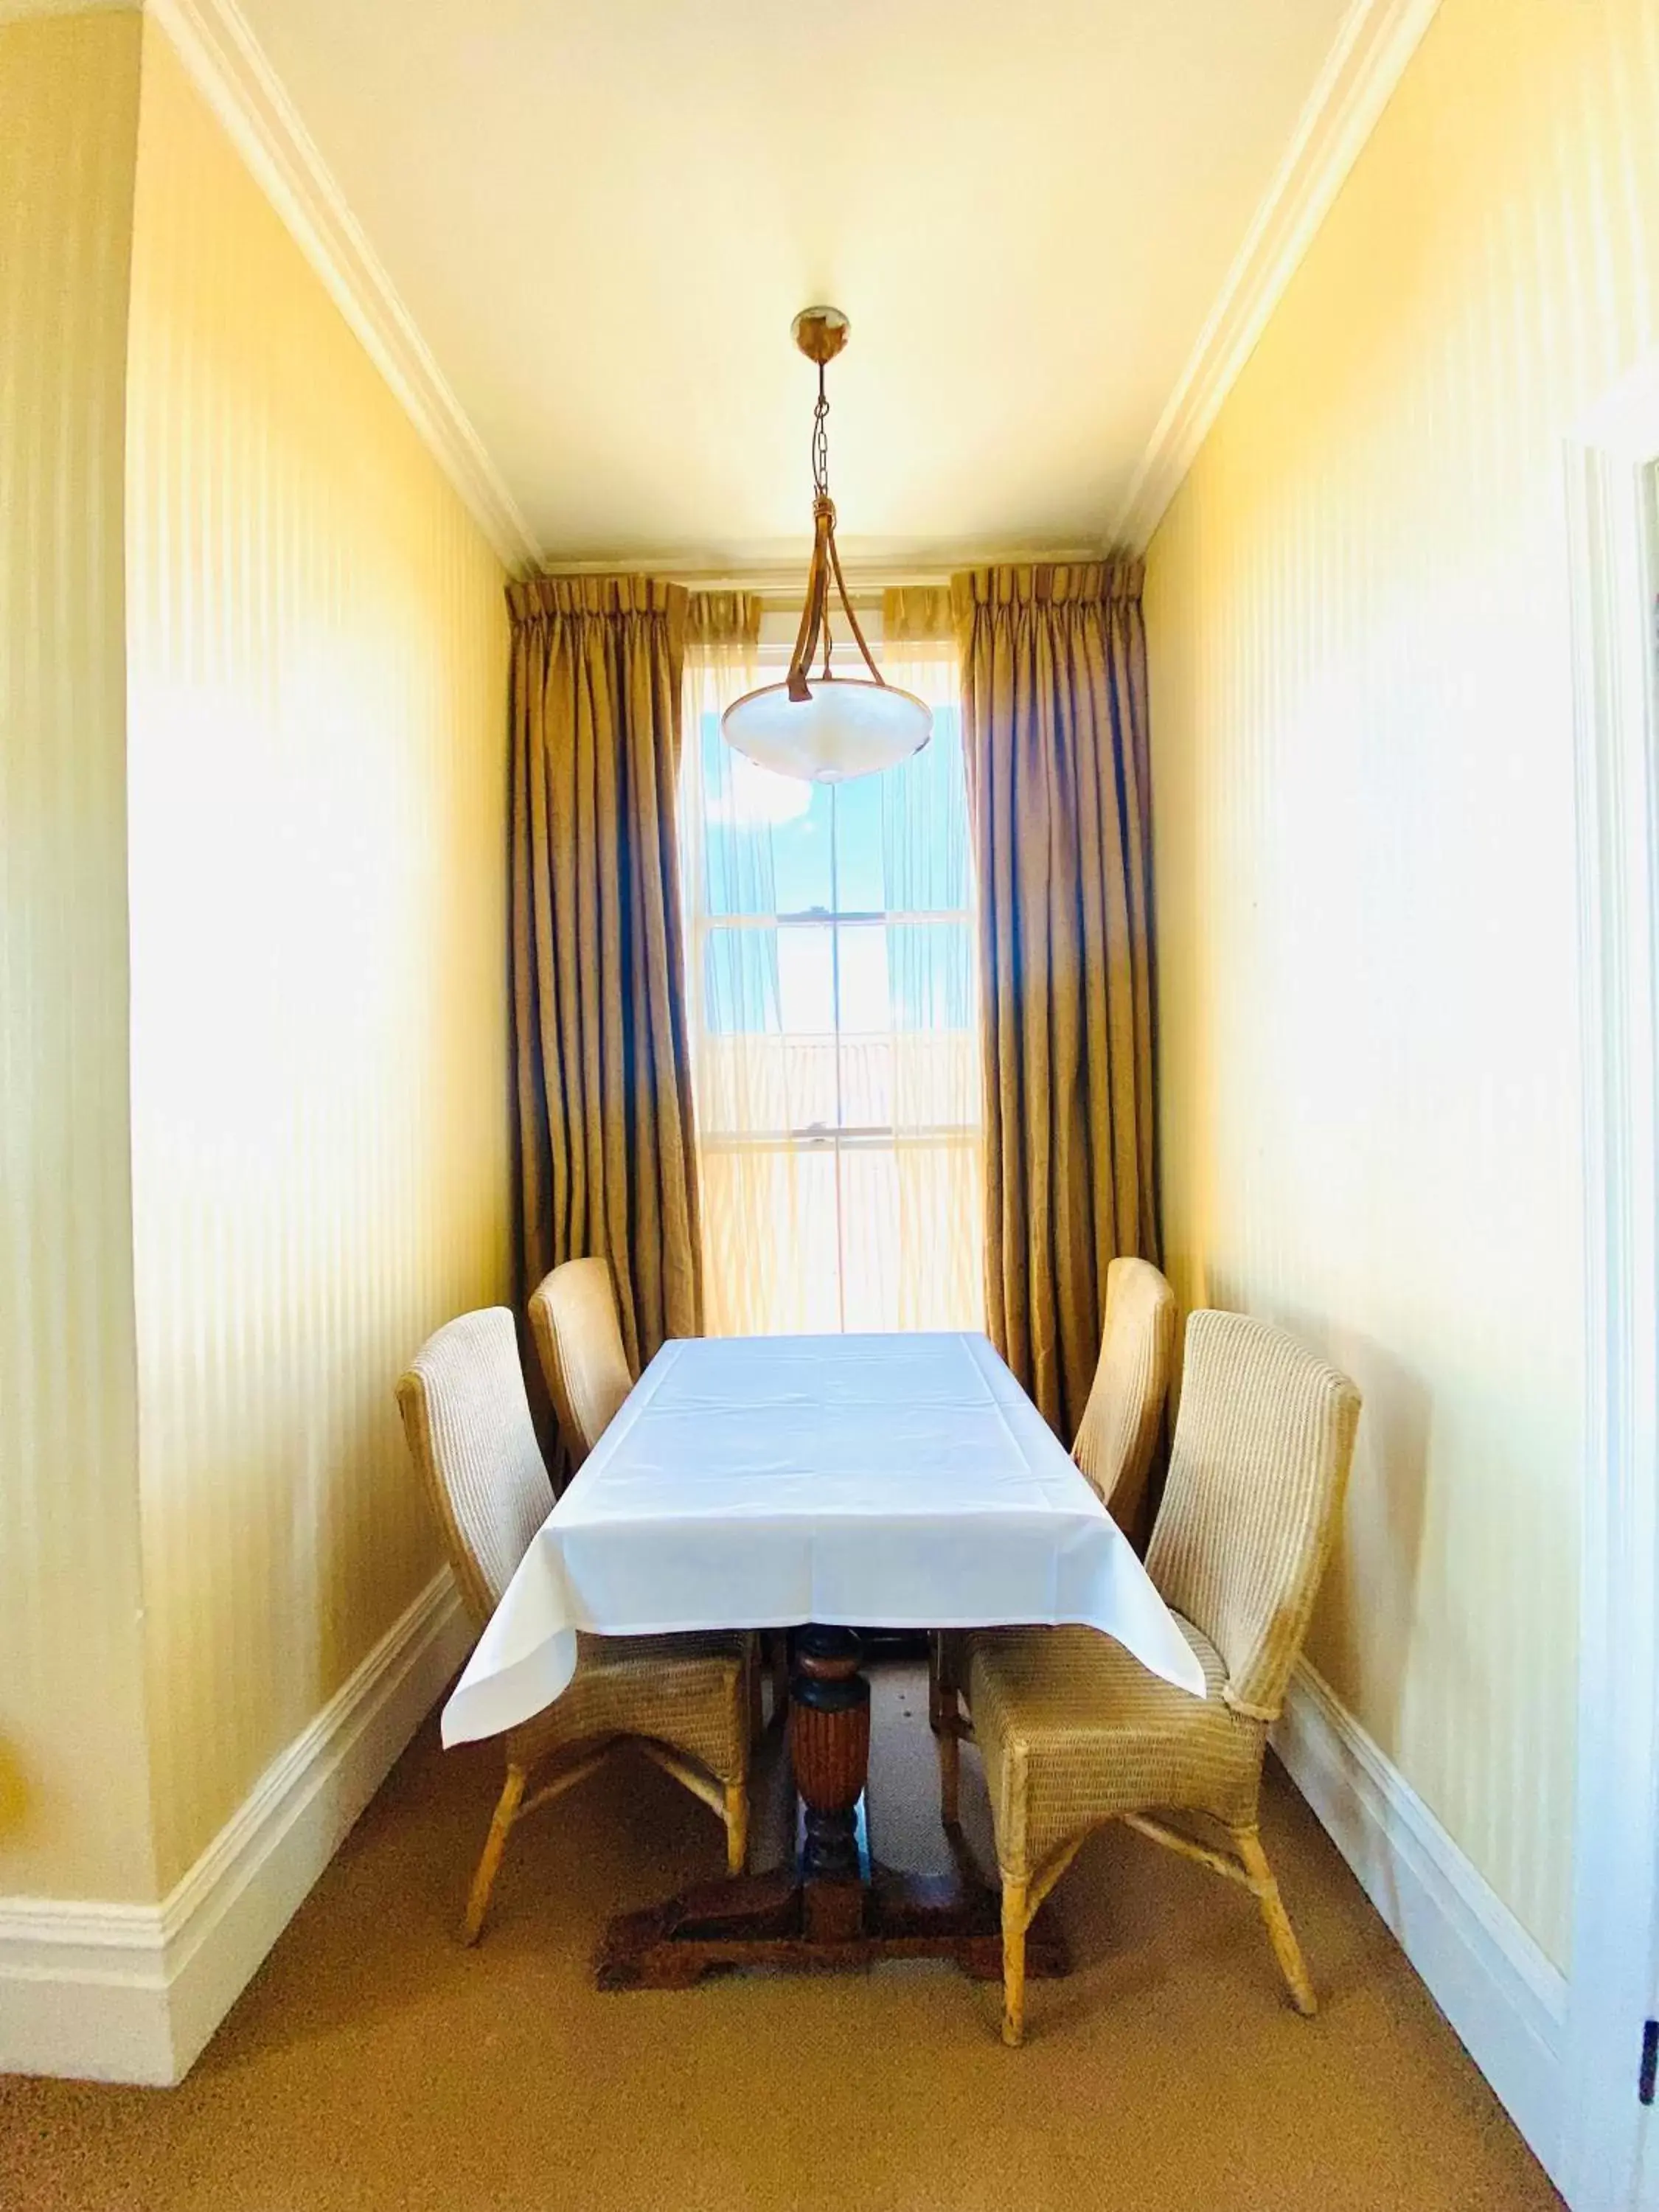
236,0,1359,571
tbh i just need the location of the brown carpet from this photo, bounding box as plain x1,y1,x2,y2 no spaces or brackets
1,1663,1561,2212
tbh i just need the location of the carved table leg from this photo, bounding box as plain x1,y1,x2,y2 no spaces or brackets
594,1628,1068,1997
791,1625,869,1941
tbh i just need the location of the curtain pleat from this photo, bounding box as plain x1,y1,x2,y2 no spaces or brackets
950,560,1158,1439
883,584,956,645
508,574,702,1379
686,591,762,653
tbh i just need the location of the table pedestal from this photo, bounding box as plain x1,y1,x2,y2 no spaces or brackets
594,1627,1068,1991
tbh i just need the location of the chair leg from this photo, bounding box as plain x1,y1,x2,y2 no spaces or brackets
1234,1823,1317,2017
937,1699,962,1831
463,1761,526,1946
1001,1877,1029,2045
932,1635,963,1829
724,1780,750,1876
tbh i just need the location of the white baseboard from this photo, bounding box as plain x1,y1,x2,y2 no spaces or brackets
0,1609,1574,2145
0,1569,471,2085
1273,1660,1568,2189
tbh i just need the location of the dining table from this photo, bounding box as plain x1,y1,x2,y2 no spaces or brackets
442,1329,1206,1990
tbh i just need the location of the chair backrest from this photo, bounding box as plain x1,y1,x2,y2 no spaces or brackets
396,1307,553,1631
528,1257,634,1470
1146,1310,1360,1722
1071,1255,1177,1531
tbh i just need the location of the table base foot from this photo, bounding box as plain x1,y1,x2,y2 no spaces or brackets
594,1864,1068,1991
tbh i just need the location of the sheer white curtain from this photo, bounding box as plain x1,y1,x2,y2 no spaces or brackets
680,599,982,1337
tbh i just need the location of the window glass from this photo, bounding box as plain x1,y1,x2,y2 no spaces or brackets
682,637,982,1333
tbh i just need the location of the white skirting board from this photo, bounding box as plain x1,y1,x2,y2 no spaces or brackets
1273,1660,1568,2191
0,1570,471,2086
0,1601,1575,2146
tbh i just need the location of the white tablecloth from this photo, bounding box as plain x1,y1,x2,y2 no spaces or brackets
442,1332,1206,1745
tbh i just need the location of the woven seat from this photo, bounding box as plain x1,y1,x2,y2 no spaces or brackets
961,1308,1360,2043
507,1631,749,1785
969,1615,1261,1879
397,1306,751,1944
931,1257,1176,1814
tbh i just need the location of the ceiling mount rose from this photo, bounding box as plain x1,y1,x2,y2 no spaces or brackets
720,307,932,784
790,304,849,366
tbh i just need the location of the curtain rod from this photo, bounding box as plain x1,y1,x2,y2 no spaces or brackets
533,546,1115,596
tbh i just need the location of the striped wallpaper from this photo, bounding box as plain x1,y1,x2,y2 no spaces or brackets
124,20,512,1890
1146,0,1659,1965
0,9,157,1905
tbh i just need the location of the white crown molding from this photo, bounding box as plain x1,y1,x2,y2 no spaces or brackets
0,1,139,21
1273,1660,1567,2191
1114,0,1444,552
0,1570,470,2084
145,0,540,575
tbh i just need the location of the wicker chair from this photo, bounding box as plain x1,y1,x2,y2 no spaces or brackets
933,1259,1177,1809
527,1256,633,1473
397,1307,751,1944
961,1309,1360,2043
1072,1256,1178,1534
529,1257,767,1738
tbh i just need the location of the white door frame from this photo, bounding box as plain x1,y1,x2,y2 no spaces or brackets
1560,354,1659,2211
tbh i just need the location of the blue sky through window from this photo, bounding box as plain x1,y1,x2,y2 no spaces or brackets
696,705,973,1057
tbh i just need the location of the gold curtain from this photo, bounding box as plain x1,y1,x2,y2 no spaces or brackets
509,574,701,1377
883,585,955,646
951,560,1158,1439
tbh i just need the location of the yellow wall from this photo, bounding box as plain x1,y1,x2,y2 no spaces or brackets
1146,0,1659,1966
122,21,512,1889
0,8,157,1904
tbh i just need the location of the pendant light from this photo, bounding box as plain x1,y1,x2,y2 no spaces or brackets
720,307,933,783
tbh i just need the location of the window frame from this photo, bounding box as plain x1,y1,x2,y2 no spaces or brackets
681,621,981,1332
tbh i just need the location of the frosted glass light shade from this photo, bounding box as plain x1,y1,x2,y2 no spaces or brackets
721,675,932,783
